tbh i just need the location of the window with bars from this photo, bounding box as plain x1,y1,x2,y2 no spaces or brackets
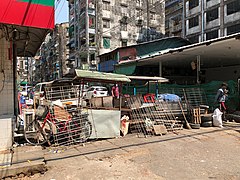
150,11,156,20
121,39,127,47
103,1,110,11
188,35,199,43
227,0,240,15
206,8,219,22
136,0,142,6
103,19,110,28
121,5,128,16
120,23,127,31
136,8,142,18
227,23,240,35
189,16,199,28
206,30,218,40
136,26,142,33
189,0,199,10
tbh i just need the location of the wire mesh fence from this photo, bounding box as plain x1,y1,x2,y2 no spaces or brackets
126,95,183,137
29,84,93,147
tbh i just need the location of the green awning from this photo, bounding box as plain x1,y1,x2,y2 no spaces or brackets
114,62,137,75
75,69,131,83
135,37,191,57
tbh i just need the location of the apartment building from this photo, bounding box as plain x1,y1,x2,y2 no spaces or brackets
184,0,240,43
165,0,183,37
67,0,165,71
37,23,70,82
17,57,35,85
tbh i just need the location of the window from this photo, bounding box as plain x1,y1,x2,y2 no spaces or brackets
136,8,142,18
206,30,218,40
102,19,110,28
189,0,199,10
20,61,24,69
103,37,110,49
121,5,128,16
188,35,199,43
89,15,95,28
136,26,142,33
189,16,199,28
227,23,240,35
150,12,156,20
206,8,218,22
121,40,127,47
103,1,110,11
227,0,240,15
120,23,127,31
136,0,142,6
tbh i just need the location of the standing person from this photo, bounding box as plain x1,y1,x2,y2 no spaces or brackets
111,84,119,99
215,82,228,120
111,84,120,107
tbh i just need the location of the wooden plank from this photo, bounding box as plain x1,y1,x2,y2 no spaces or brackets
153,125,167,135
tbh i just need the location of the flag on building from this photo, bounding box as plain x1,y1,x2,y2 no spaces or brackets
0,0,54,29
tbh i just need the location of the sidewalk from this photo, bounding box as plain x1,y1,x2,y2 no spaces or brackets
0,122,240,179
0,146,46,179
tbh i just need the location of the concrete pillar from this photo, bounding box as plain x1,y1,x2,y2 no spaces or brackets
159,61,162,77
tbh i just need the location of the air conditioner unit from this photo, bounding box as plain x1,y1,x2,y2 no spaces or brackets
23,109,35,129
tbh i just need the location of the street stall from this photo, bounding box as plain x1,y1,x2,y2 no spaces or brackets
73,69,131,139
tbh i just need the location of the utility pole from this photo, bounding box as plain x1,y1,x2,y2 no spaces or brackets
146,0,150,41
86,0,90,69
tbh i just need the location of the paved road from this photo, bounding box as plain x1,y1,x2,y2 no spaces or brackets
12,122,240,180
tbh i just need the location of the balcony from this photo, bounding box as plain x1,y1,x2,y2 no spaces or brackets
172,23,182,32
165,0,181,8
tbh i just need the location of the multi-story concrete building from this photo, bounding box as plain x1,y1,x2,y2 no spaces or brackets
165,0,183,37
37,22,70,82
67,0,165,71
165,0,240,43
17,57,36,85
183,0,240,43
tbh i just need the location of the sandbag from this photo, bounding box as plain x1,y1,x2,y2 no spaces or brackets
212,108,223,128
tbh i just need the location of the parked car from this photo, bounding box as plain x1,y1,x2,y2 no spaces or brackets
84,86,108,99
34,78,85,107
33,81,53,107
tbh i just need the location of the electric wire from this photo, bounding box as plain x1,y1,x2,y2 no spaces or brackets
100,0,166,34
56,0,67,23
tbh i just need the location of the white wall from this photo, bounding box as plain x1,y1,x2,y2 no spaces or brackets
0,32,14,150
0,36,14,116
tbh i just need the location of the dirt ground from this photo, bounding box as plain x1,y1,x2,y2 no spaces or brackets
13,122,240,180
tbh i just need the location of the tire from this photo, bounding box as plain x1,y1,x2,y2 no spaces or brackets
24,119,52,145
201,121,212,127
189,123,200,129
201,114,213,123
70,115,92,143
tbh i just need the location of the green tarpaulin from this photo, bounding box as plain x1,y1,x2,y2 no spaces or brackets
114,62,137,75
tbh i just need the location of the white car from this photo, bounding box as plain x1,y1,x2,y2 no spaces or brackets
33,81,53,106
85,86,108,99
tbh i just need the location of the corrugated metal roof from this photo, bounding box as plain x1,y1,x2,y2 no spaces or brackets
75,69,131,83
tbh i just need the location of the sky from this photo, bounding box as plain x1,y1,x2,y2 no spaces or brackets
55,0,69,24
